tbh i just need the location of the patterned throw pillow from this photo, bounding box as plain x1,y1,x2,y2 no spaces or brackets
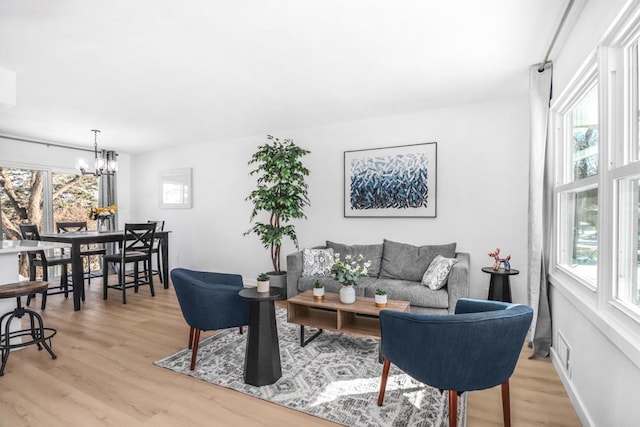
421,255,458,290
302,248,335,276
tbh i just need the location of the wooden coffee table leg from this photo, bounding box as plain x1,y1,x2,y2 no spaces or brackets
300,325,323,347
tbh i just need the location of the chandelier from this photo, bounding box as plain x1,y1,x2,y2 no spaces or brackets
76,129,118,176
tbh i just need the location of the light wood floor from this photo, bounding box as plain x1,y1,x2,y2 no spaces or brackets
0,279,581,426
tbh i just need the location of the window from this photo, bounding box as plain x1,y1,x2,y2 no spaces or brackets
555,77,599,289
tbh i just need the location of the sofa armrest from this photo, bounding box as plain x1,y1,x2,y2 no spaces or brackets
286,250,304,298
447,252,470,313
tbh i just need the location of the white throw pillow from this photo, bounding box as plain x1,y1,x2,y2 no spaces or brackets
302,248,335,276
421,255,458,290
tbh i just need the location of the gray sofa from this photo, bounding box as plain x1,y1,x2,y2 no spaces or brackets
286,239,470,314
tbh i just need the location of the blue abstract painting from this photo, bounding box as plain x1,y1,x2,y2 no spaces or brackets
344,143,436,217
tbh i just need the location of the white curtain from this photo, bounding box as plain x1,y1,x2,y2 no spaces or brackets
528,62,553,357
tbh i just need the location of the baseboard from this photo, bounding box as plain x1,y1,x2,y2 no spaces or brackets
550,347,595,426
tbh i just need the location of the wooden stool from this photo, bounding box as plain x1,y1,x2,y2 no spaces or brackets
0,281,57,376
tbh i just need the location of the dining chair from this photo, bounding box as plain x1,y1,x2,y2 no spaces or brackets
170,268,250,370
19,224,74,309
377,298,533,427
147,220,165,284
56,221,106,285
102,223,156,304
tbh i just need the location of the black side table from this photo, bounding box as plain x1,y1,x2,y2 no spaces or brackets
481,267,520,303
238,287,285,386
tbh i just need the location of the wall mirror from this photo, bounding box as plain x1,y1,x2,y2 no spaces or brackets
159,168,192,208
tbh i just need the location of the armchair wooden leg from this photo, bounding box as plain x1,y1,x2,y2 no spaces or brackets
239,326,244,335
501,379,511,427
188,326,195,349
190,328,201,371
448,390,458,427
377,358,391,406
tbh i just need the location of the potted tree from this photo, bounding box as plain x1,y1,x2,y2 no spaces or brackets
245,135,311,291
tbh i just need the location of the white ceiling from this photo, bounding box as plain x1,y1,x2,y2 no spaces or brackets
0,0,568,154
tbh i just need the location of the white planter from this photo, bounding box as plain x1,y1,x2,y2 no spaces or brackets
339,285,356,304
257,280,270,293
375,294,388,308
313,287,325,300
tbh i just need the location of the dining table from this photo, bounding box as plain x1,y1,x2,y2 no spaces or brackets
40,230,170,311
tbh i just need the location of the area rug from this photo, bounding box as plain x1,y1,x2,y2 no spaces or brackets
154,309,466,426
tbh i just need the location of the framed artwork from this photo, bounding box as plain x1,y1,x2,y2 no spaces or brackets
344,142,437,217
159,168,192,209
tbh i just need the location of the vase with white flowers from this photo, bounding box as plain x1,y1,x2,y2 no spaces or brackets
331,253,371,304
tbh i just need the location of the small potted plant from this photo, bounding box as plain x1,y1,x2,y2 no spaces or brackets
257,273,270,293
313,280,325,300
374,288,387,308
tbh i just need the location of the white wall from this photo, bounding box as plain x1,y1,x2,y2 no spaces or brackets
130,96,529,301
0,137,132,226
548,0,640,425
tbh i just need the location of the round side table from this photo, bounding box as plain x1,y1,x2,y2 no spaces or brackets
481,267,520,303
238,287,285,386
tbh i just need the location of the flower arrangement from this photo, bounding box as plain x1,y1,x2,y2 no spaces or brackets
89,205,117,220
331,253,371,287
488,248,511,271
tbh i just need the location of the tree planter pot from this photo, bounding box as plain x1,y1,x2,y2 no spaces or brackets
313,287,325,300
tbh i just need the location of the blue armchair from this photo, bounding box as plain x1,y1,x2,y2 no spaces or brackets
377,298,533,427
170,268,250,370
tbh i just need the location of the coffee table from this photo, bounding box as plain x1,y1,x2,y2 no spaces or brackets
286,290,410,348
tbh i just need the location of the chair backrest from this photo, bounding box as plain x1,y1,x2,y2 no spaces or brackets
147,220,165,232
56,221,88,233
170,268,249,331
380,298,533,393
122,223,156,254
20,223,41,241
19,223,45,260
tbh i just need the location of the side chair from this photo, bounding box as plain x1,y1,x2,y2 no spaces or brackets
170,268,250,370
102,223,156,304
19,224,74,309
56,221,106,285
147,220,165,285
377,298,533,427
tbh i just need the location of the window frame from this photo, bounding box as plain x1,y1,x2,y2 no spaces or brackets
549,3,640,368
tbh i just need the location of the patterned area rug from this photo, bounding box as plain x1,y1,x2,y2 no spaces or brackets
154,309,466,426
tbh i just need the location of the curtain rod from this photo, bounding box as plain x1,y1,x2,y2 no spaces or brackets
538,0,576,72
0,133,95,153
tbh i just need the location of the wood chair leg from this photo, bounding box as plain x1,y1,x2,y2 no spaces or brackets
188,326,194,349
148,260,155,297
190,328,201,371
377,358,391,406
501,379,511,427
239,326,244,335
448,390,458,427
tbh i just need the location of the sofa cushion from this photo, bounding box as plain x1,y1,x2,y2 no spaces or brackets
362,278,449,309
302,248,335,276
326,241,382,277
421,255,458,290
379,239,457,282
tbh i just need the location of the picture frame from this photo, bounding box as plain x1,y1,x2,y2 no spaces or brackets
344,142,436,218
159,167,192,209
